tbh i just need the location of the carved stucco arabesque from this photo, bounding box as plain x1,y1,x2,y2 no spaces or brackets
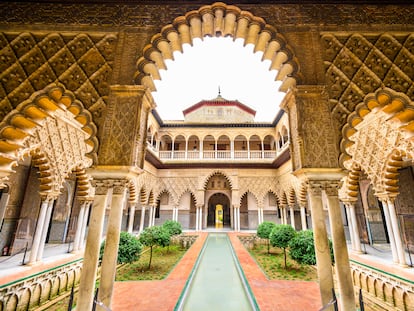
322,32,414,128
0,32,118,135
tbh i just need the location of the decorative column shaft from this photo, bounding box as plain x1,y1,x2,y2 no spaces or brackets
379,198,399,263
29,196,53,264
346,202,362,253
289,206,296,229
387,199,407,266
36,198,55,261
325,184,356,311
77,185,112,311
73,201,87,252
308,183,334,308
148,205,154,227
80,201,92,249
300,205,307,230
127,202,136,233
99,182,128,309
139,205,146,232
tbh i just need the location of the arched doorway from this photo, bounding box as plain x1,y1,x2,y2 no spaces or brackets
207,193,231,228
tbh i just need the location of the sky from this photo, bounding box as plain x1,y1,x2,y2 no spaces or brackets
152,36,286,122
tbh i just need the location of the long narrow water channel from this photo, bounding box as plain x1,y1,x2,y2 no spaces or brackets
175,233,258,311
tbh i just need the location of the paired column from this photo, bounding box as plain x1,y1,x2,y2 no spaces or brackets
195,205,203,231
127,202,137,233
233,205,240,232
172,206,179,221
257,207,263,225
99,181,128,309
325,184,356,311
28,195,56,264
300,205,307,230
139,205,146,232
72,201,88,252
379,196,407,266
307,183,334,309
289,205,296,229
343,201,362,253
77,184,112,311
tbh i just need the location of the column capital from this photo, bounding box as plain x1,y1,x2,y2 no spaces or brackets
376,192,398,204
39,192,59,202
91,178,129,195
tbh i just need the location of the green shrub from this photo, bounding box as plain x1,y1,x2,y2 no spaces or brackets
288,230,316,265
99,231,142,264
269,224,296,269
289,230,335,266
257,221,276,253
162,220,182,236
139,226,171,269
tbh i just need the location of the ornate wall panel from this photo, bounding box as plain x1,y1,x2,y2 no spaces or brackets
322,33,414,127
0,2,412,27
0,31,117,131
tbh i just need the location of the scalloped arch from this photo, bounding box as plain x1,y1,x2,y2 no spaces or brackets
135,2,300,93
341,88,414,197
0,83,98,171
340,88,413,166
203,170,233,190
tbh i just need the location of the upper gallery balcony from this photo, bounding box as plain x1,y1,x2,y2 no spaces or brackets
145,133,290,166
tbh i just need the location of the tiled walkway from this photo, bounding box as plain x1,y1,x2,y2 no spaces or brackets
112,232,322,311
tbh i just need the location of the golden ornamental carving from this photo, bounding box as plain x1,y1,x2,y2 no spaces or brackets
0,84,95,193
343,88,414,197
0,31,117,133
322,32,414,128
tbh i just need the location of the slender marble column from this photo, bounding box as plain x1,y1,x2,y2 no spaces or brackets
151,206,156,226
80,202,91,249
290,206,296,229
127,203,136,233
325,184,356,311
28,197,51,264
237,207,240,231
35,198,55,262
198,206,203,230
99,185,128,308
77,187,111,311
139,205,146,232
73,201,87,252
379,198,399,263
300,205,307,230
148,205,153,227
385,199,407,266
195,207,200,231
346,202,362,253
308,183,334,308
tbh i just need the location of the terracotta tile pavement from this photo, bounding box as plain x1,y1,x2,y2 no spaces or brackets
112,232,322,311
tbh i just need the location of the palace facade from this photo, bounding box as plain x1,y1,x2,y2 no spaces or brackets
0,1,413,310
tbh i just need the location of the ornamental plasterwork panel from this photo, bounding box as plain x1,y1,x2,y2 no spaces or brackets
24,110,93,195
239,176,281,207
345,110,413,195
0,31,117,130
322,33,414,127
158,177,199,206
1,2,411,28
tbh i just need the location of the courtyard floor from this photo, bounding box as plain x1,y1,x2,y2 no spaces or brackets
111,232,322,311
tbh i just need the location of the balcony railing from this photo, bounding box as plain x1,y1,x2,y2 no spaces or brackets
148,142,289,162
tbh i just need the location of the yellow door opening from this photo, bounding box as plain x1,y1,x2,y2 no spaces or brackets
215,204,223,228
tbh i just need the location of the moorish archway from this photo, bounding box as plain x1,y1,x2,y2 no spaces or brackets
135,2,301,94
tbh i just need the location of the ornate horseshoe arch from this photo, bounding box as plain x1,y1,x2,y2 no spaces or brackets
134,2,301,94
0,83,97,193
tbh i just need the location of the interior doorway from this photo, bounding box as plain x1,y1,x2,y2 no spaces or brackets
207,193,230,228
